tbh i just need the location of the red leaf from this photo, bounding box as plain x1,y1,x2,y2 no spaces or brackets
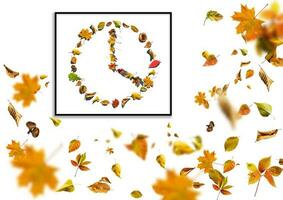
149,60,161,68
71,160,78,167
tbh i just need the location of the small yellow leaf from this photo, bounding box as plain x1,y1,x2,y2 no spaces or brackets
173,141,194,155
8,102,22,127
112,163,121,178
56,179,75,192
98,22,105,31
224,137,239,152
156,154,166,168
111,128,122,138
131,190,143,198
50,117,61,127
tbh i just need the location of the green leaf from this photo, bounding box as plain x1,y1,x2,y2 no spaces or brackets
255,102,272,117
240,48,248,56
113,20,121,28
68,72,81,82
56,179,75,192
224,137,239,152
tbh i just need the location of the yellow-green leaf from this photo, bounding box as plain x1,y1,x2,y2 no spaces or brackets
255,102,272,117
56,179,75,192
50,117,61,127
173,141,194,155
131,190,143,198
111,128,122,138
112,163,121,178
98,22,105,31
224,137,239,152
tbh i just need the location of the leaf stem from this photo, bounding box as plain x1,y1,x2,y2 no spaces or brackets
216,190,221,200
256,3,269,17
203,17,208,26
74,166,79,177
254,176,262,197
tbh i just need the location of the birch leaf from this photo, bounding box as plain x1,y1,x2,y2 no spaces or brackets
8,102,22,126
56,179,75,192
224,137,239,152
254,102,272,117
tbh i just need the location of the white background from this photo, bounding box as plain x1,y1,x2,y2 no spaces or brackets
56,13,171,115
0,0,283,200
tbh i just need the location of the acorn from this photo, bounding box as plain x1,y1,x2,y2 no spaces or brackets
71,65,77,72
138,33,147,43
79,85,87,94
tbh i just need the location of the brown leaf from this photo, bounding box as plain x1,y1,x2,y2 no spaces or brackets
3,64,19,78
180,167,195,176
259,67,274,91
8,102,22,126
88,182,110,193
256,129,279,142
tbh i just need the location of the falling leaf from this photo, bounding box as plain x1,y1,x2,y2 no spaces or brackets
240,61,251,67
88,181,110,193
194,92,209,109
256,129,279,142
238,104,251,115
173,141,194,155
112,99,119,108
246,69,254,78
50,117,61,127
202,51,217,66
149,60,161,68
112,163,121,177
71,48,81,55
12,146,58,196
152,170,199,200
100,100,110,106
223,160,236,173
209,169,232,196
197,150,217,173
193,182,205,189
180,168,195,176
3,64,19,78
259,67,274,91
68,139,81,153
224,137,239,152
240,48,248,56
234,69,242,84
143,76,154,88
131,190,143,198
204,10,223,25
71,153,91,176
98,22,105,31
56,179,75,192
131,25,139,32
218,96,239,128
111,128,122,138
255,102,272,117
68,72,81,82
99,177,111,184
7,140,24,158
78,29,92,40
131,93,143,100
156,154,166,168
192,136,203,151
113,20,121,28
232,4,264,41
13,74,41,107
8,101,22,126
126,134,148,160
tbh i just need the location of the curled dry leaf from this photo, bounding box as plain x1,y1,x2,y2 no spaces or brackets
180,167,195,176
68,139,81,153
131,92,143,100
112,163,121,178
156,154,166,168
8,102,22,126
224,137,239,152
256,129,279,142
3,64,19,78
131,190,143,198
259,67,274,91
254,102,272,117
173,141,194,155
234,69,242,84
126,134,148,160
50,117,61,127
88,182,110,193
56,179,75,192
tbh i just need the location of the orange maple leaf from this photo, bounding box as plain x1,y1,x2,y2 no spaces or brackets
6,140,24,158
126,134,148,160
194,92,209,109
12,146,58,196
152,170,199,200
78,28,92,40
197,150,217,173
232,4,264,41
13,74,41,107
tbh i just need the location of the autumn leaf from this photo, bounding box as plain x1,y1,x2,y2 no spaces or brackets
143,76,154,88
3,64,19,78
197,150,217,173
71,153,91,176
156,154,166,168
68,72,81,82
224,137,239,152
13,74,41,107
204,10,223,25
131,92,143,100
209,170,232,196
173,141,194,155
111,128,122,138
202,51,218,66
223,160,236,173
152,170,199,200
8,101,22,126
78,28,92,40
12,146,58,196
238,104,250,115
7,140,24,158
126,134,148,160
194,92,209,109
246,69,254,78
131,190,143,198
180,168,195,176
50,117,61,127
68,139,81,153
232,4,264,41
254,102,272,117
112,163,121,178
56,179,75,192
256,129,279,142
259,67,274,91
88,181,110,193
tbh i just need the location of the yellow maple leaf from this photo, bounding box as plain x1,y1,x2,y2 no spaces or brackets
78,28,92,40
13,74,41,107
197,150,217,173
6,140,24,158
232,4,264,41
194,92,209,109
12,146,58,196
152,170,199,200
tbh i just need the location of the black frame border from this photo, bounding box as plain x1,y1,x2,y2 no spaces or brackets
54,12,172,116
